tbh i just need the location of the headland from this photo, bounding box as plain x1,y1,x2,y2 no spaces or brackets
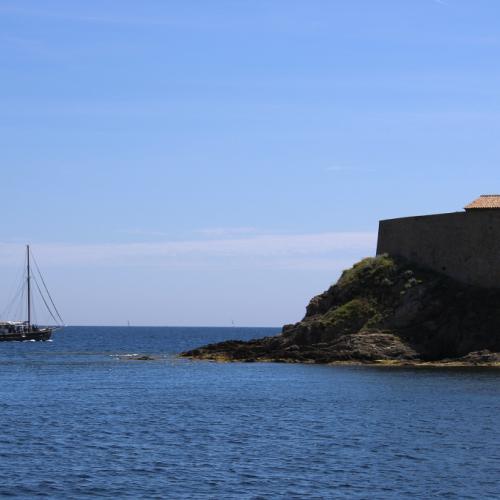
182,196,500,367
181,255,500,366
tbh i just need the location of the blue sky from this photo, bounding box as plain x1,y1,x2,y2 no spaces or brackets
1,0,500,325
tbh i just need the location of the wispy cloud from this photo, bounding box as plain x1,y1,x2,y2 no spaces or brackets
0,3,334,36
120,227,262,240
326,166,376,173
0,4,286,32
118,229,173,238
0,5,171,26
196,227,259,237
0,232,377,271
1,35,55,57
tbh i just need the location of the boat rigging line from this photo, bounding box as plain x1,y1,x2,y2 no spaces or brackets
30,251,64,326
31,274,59,326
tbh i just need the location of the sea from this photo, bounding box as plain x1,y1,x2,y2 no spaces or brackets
0,326,498,499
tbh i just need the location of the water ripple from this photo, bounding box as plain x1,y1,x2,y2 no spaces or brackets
0,327,498,498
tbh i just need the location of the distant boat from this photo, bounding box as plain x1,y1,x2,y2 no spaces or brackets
0,245,63,342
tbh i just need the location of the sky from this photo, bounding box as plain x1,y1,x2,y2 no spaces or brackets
1,0,500,326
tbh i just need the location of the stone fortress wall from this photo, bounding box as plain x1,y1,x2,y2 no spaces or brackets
377,210,500,288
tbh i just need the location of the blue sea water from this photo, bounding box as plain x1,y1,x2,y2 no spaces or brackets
0,326,498,499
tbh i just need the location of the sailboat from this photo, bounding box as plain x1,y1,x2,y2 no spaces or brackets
0,245,63,341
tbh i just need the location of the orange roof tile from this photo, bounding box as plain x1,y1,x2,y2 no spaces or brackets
465,195,500,210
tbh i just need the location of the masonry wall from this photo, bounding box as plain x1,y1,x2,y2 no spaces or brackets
377,211,500,288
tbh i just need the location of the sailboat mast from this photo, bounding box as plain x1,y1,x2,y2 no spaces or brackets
27,245,31,328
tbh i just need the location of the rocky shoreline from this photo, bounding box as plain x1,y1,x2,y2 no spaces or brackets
181,345,500,367
181,255,500,367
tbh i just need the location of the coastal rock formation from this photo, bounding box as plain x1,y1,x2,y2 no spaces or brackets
115,354,158,361
181,255,500,365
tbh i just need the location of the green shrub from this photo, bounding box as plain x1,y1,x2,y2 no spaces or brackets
319,298,379,341
337,255,397,291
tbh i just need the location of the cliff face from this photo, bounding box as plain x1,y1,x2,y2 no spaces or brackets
182,256,500,365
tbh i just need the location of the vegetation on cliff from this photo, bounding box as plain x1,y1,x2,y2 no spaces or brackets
182,255,500,365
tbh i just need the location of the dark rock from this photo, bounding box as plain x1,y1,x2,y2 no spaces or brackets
457,350,500,364
118,354,157,361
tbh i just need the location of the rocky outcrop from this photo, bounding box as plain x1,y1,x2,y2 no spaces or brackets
181,255,500,365
116,354,158,361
